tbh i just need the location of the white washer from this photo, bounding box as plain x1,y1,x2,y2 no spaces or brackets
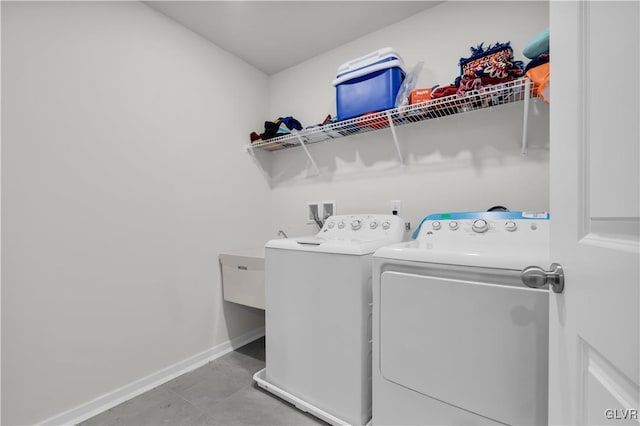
372,211,550,426
254,214,405,426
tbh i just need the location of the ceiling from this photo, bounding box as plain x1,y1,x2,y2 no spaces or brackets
144,1,441,75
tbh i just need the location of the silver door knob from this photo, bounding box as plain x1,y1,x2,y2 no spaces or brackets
521,263,564,293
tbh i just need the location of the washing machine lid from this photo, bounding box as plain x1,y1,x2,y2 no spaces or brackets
374,211,550,270
266,214,406,255
266,237,395,255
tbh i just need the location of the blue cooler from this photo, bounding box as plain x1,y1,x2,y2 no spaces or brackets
333,48,406,121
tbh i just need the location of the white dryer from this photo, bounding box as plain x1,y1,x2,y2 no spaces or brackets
372,211,550,426
254,214,405,426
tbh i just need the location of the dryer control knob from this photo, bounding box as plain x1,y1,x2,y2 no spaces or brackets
449,221,459,230
432,221,442,230
472,219,489,233
338,221,345,229
369,221,378,229
351,219,362,230
327,221,335,229
382,221,391,230
505,221,517,232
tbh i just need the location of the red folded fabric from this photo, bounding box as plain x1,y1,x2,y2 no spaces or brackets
431,85,458,99
457,76,513,96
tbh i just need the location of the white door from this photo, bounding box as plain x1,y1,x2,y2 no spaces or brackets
549,1,639,424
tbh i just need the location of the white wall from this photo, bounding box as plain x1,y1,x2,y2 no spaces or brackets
266,1,550,237
1,2,270,424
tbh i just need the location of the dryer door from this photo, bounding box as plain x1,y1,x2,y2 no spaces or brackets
379,269,548,426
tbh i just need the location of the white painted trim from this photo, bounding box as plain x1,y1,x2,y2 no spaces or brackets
38,326,265,426
0,1,4,422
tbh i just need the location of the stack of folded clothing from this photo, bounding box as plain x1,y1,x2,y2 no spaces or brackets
249,116,303,151
522,29,550,104
427,41,525,114
455,41,525,97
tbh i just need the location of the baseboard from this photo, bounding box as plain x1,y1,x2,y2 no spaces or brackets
38,326,265,426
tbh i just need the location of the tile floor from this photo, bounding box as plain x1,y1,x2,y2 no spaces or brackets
79,337,326,426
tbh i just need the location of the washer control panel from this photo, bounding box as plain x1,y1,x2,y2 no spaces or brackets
321,214,404,240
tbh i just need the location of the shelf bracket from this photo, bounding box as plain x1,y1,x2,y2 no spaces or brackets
521,78,531,156
386,111,404,165
293,131,321,176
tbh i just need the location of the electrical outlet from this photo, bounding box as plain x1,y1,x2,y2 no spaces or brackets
321,201,336,220
307,202,320,224
390,200,401,216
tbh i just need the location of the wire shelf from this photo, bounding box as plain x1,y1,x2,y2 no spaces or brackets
246,78,537,153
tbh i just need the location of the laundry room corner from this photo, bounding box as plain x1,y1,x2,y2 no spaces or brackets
266,1,550,238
